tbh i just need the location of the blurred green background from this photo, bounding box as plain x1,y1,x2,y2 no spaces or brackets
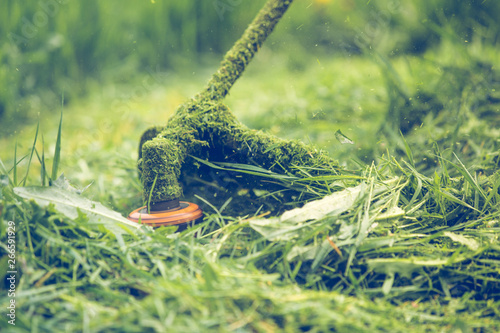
1,0,499,133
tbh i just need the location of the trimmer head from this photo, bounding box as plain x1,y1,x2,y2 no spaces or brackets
128,200,203,229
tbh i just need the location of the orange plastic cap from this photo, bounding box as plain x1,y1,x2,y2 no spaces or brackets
128,201,203,228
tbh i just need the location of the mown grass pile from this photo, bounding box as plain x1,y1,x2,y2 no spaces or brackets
1,151,499,331
1,3,500,333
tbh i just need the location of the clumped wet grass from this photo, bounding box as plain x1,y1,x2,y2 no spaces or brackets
2,22,500,333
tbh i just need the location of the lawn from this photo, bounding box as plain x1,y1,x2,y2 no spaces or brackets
1,0,500,332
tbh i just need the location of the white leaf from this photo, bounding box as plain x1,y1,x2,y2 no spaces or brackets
14,186,141,235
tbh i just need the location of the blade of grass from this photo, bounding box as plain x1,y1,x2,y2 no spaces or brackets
482,174,500,211
437,188,479,212
34,144,50,186
147,174,158,214
451,153,487,202
346,166,375,275
406,172,423,210
190,155,296,180
51,97,63,181
0,158,14,187
195,194,224,223
41,136,46,186
22,120,40,186
400,131,415,168
7,154,28,184
433,142,450,185
14,140,18,185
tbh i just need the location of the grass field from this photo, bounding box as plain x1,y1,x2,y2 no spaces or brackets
1,1,500,332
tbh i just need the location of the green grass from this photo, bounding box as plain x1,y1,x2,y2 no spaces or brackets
1,8,500,332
